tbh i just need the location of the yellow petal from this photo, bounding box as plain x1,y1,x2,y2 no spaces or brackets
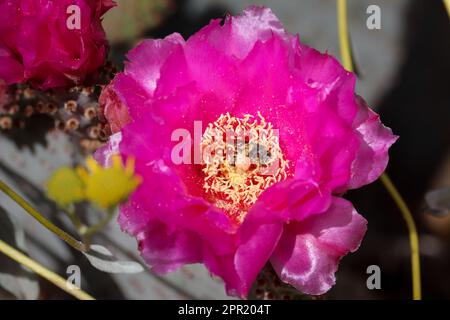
79,155,141,209
86,156,100,173
112,155,122,169
47,167,85,207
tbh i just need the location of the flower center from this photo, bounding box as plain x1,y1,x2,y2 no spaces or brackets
201,112,289,223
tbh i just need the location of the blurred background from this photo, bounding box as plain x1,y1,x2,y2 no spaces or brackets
0,0,449,299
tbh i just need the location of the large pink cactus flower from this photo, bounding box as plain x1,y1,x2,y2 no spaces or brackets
97,6,397,297
0,0,115,89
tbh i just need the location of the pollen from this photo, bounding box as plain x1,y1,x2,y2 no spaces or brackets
201,112,289,223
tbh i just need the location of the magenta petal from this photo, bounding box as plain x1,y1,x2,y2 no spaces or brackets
252,179,332,221
0,47,24,84
347,96,398,189
113,73,152,121
183,32,239,106
203,220,283,298
192,6,292,60
233,221,283,297
94,132,122,168
124,34,185,97
137,220,203,274
295,45,358,124
270,197,367,295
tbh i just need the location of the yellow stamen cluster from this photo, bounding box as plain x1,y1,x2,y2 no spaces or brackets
201,112,289,222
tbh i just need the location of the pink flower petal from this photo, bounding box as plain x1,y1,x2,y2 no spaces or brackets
202,217,284,298
0,0,113,89
270,197,367,295
125,34,185,97
346,96,398,190
189,6,292,61
251,179,332,221
0,47,24,84
137,220,203,274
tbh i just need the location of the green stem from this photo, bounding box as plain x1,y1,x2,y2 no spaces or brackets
80,209,116,250
64,206,84,230
0,239,94,300
379,174,421,300
0,179,87,252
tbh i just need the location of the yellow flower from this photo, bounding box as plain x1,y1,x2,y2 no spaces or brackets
76,155,142,209
47,167,85,207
